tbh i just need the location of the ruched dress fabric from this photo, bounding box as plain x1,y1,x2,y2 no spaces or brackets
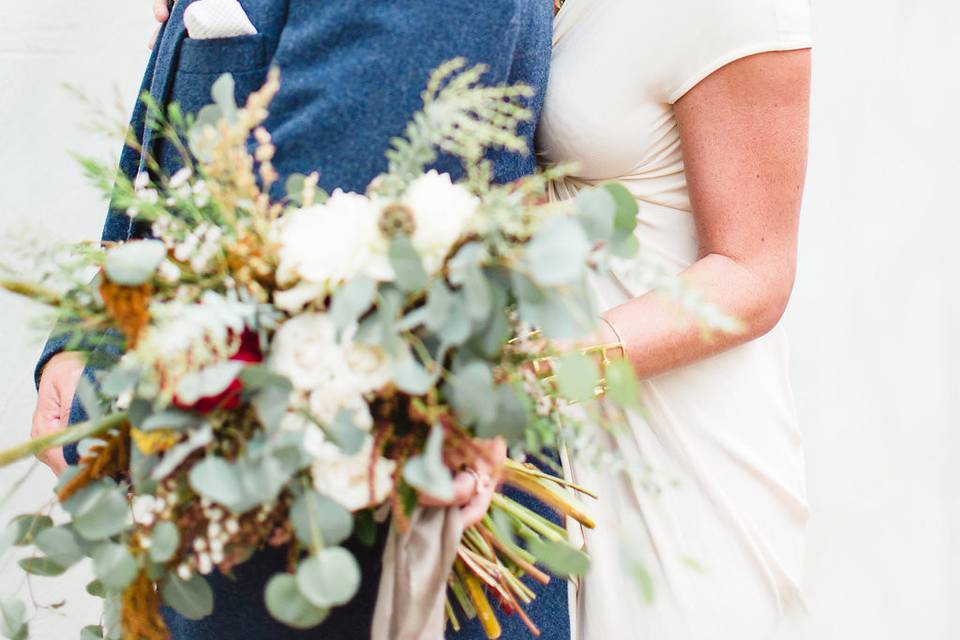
536,1,813,638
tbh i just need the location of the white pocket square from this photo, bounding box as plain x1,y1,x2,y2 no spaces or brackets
184,0,257,40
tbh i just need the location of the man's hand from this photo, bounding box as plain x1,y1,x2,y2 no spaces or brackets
149,0,176,49
31,352,85,476
419,437,508,528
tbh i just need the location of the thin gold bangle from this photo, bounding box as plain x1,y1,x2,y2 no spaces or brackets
600,316,627,359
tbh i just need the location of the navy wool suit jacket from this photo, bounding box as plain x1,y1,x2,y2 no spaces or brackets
37,1,568,638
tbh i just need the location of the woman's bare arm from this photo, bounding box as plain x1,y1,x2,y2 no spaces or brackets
597,49,811,378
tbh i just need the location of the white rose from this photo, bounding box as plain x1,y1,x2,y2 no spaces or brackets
276,190,380,289
404,170,478,274
268,313,340,392
310,436,396,511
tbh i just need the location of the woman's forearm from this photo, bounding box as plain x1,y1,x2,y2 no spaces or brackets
601,251,794,379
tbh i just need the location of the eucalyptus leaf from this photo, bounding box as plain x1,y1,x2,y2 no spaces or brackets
66,483,130,541
329,277,376,332
18,556,67,577
575,187,616,244
528,539,590,577
434,291,470,346
449,362,496,427
34,526,85,568
525,218,590,286
0,598,27,640
80,625,105,640
100,363,142,399
151,425,212,481
322,411,367,456
252,384,292,433
556,353,601,403
75,376,103,424
175,361,245,406
475,385,529,445
285,173,307,206
86,580,107,598
103,240,166,286
140,409,200,432
149,521,180,564
388,236,428,293
290,491,353,549
604,359,642,410
92,543,137,591
211,73,238,121
188,457,250,513
8,514,53,546
424,281,453,331
264,573,329,629
161,574,214,620
296,548,361,608
392,354,434,395
402,424,453,502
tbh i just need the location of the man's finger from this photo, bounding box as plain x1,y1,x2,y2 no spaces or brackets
154,0,170,22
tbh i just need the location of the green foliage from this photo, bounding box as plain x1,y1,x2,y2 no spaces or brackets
148,521,180,564
34,526,85,569
63,482,130,541
264,574,328,629
92,543,137,591
402,424,454,502
295,547,361,608
161,574,214,620
0,598,27,640
290,490,353,550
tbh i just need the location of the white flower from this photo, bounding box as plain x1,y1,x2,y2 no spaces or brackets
170,167,193,189
268,313,392,404
268,313,340,392
273,281,325,313
403,170,478,274
309,435,396,511
275,190,381,290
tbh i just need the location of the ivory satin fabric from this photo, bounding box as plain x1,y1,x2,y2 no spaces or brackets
538,1,813,638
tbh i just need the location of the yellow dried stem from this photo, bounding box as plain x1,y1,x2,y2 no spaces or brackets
121,569,169,640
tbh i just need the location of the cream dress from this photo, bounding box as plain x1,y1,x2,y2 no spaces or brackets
537,1,813,638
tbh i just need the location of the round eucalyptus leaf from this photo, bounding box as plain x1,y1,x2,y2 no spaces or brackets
86,580,107,598
556,352,602,403
264,573,329,629
604,359,642,410
34,525,85,568
402,424,454,502
7,513,53,547
525,218,590,287
0,598,27,639
92,543,137,591
148,521,180,564
69,484,131,541
103,240,166,286
290,491,353,549
18,556,67,577
295,548,361,608
161,574,214,621
80,625,105,640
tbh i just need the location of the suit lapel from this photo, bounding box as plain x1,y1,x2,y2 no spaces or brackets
137,0,192,178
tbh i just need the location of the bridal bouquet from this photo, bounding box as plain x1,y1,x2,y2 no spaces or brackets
0,60,643,640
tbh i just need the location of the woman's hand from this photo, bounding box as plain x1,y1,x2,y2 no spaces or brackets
31,352,85,476
419,437,507,528
149,0,176,49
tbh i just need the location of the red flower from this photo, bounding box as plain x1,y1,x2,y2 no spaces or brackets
173,329,263,414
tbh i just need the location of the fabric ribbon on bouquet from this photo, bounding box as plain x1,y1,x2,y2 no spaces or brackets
372,507,465,640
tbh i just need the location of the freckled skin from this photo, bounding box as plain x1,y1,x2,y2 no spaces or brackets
589,50,811,378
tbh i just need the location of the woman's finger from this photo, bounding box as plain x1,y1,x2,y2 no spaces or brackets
417,470,477,508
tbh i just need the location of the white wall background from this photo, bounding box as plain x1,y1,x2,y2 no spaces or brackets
0,1,957,638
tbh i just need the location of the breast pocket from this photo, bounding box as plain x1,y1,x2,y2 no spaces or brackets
159,34,272,172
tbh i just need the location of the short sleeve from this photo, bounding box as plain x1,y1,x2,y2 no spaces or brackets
666,0,813,104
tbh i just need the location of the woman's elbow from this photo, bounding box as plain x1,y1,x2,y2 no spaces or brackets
745,264,796,339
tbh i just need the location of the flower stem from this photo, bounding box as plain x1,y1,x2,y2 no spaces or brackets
0,412,128,468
